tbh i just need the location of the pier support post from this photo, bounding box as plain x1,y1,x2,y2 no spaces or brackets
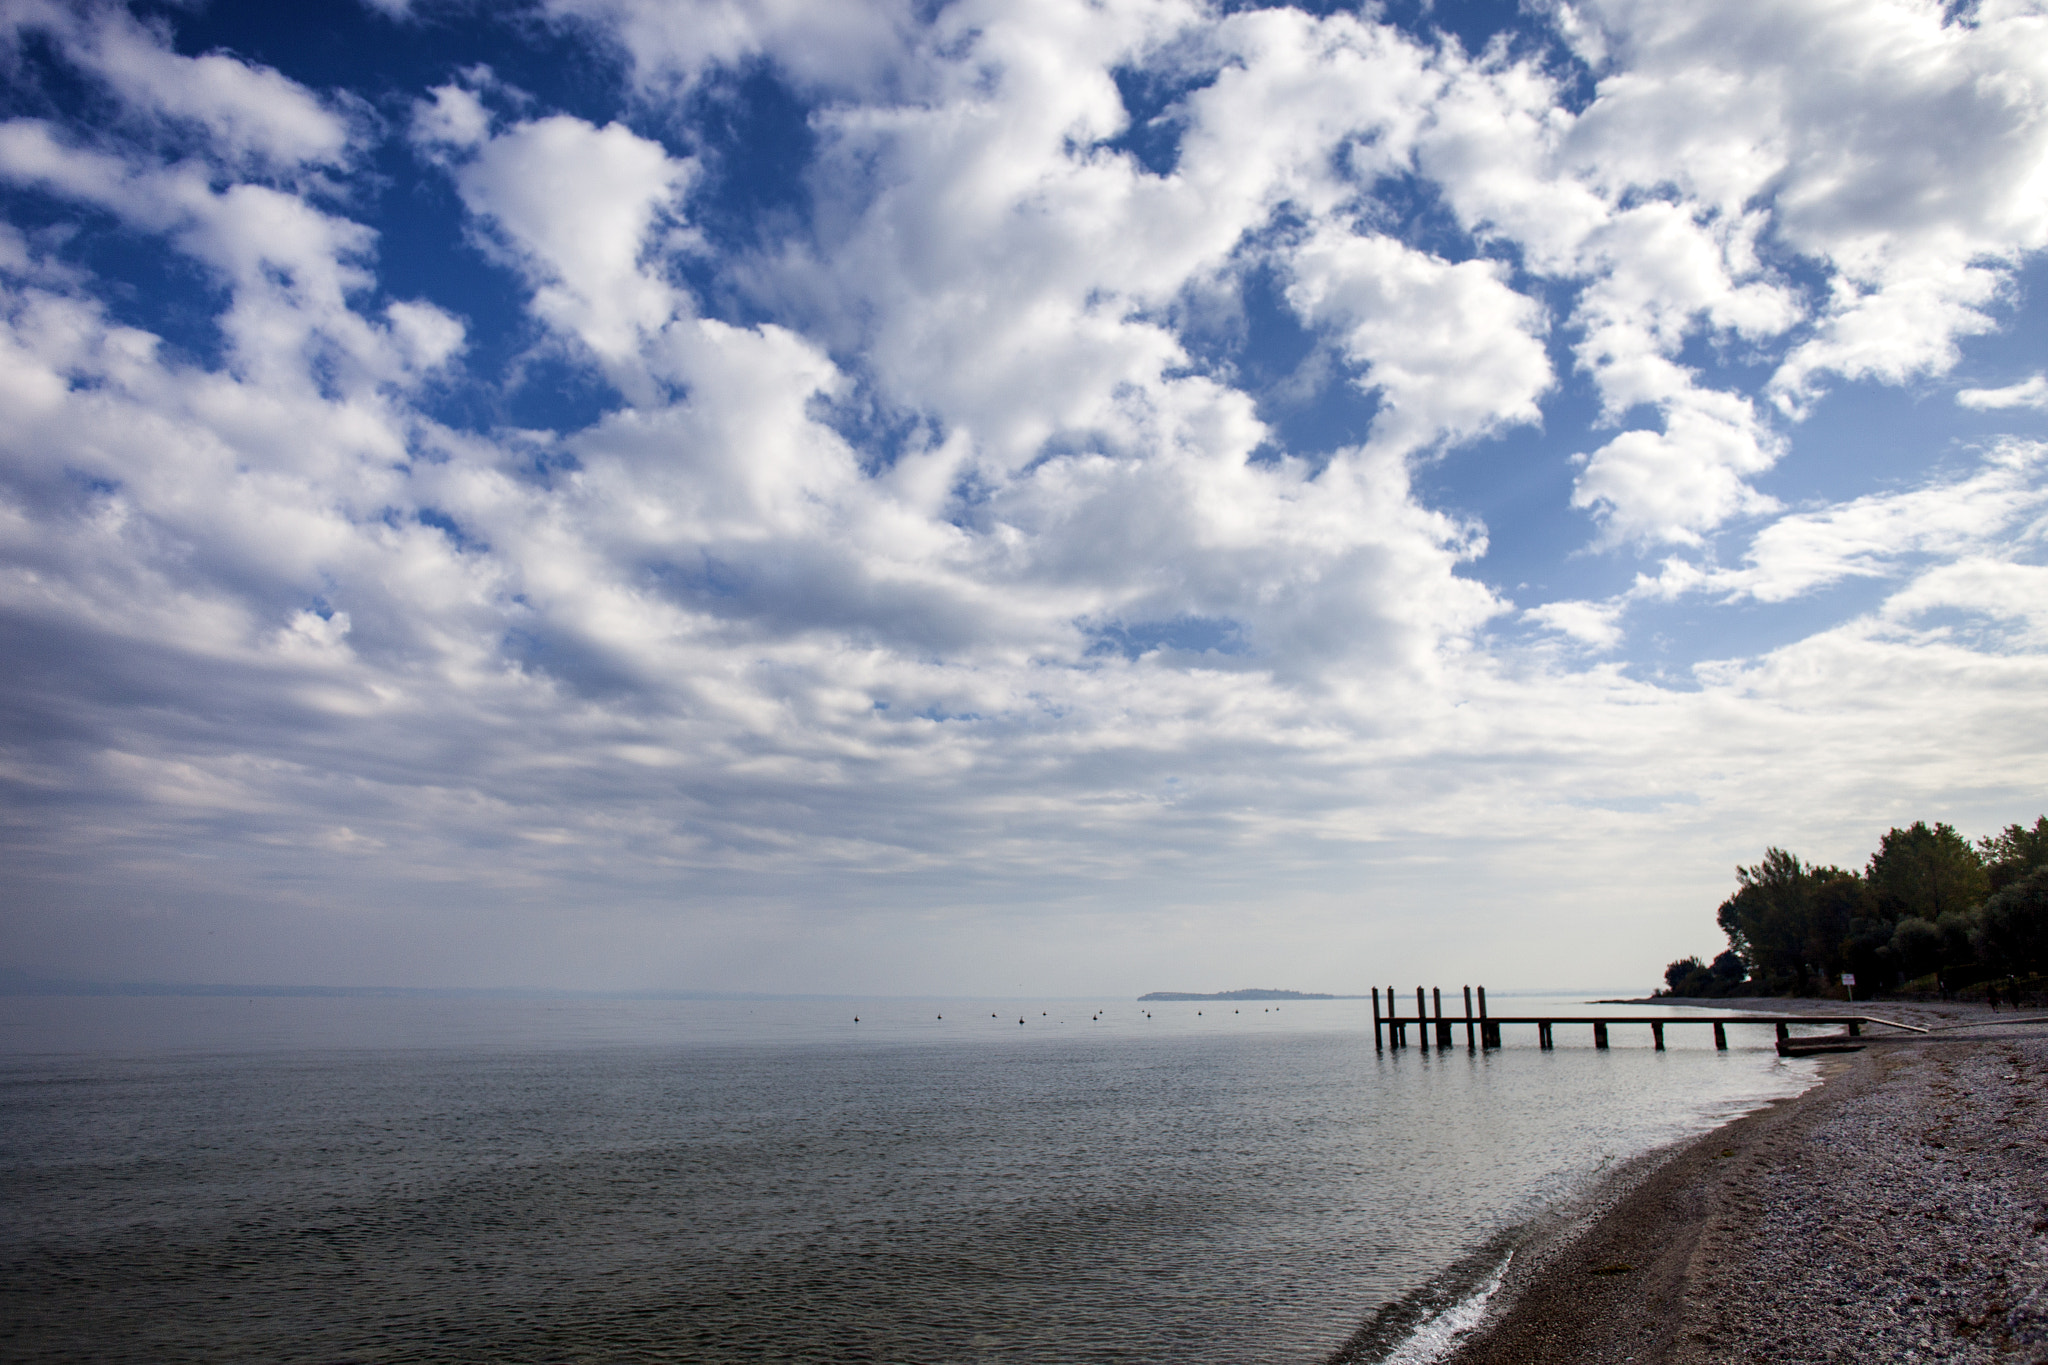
1478,986,1498,1049
1713,1022,1727,1050
1463,985,1475,1051
1433,988,1452,1047
1372,987,1383,1052
1538,1021,1553,1049
1593,1021,1609,1049
1417,987,1429,1050
1776,1022,1789,1046
1651,1022,1665,1051
1848,1020,1860,1037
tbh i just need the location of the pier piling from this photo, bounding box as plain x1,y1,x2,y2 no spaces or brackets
1714,1022,1727,1050
1593,1020,1609,1049
1651,1021,1665,1051
1463,985,1475,1051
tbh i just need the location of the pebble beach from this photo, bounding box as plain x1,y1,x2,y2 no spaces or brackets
1437,999,2048,1365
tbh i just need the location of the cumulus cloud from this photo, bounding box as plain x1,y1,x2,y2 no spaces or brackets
1,0,355,171
1285,227,1551,457
1571,390,1784,546
1414,0,2048,543
416,95,697,379
0,0,2045,991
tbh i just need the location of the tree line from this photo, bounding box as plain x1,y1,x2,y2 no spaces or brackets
1661,816,2048,998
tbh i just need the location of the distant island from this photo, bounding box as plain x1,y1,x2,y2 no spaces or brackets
1137,988,1358,1001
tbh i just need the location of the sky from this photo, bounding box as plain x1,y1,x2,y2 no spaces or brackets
1,0,2045,996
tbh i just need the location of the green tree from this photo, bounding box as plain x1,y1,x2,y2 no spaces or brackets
1660,950,1748,997
1717,849,1849,994
1980,816,2048,893
1890,917,1944,980
1974,867,2048,977
1664,956,1708,995
1842,914,1896,991
1805,872,1868,985
1710,949,1747,989
1866,822,1989,924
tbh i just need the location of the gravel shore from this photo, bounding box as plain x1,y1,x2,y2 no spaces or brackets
1434,1000,2048,1365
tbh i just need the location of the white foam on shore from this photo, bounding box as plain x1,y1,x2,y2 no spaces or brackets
1375,1253,1511,1365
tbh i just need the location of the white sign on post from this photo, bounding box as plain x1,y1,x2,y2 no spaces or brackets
1841,973,1856,986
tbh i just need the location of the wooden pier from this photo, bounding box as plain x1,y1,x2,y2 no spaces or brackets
1370,986,1927,1055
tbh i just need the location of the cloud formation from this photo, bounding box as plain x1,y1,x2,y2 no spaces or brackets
0,0,2044,993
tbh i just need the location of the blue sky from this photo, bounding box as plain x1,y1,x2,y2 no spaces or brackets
1,0,2045,994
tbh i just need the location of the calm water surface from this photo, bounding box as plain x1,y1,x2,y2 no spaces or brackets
0,995,1817,1363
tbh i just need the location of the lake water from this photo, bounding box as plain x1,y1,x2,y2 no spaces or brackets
0,993,1818,1363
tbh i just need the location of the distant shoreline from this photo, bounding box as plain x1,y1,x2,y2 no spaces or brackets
1136,988,1362,1001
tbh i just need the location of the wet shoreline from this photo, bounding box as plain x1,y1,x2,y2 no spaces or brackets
1429,999,2048,1364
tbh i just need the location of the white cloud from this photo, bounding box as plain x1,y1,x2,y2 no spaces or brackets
1522,598,1625,650
1572,389,1783,546
2,1,2047,992
543,0,921,96
1673,440,2048,603
1562,0,2048,417
0,119,453,392
1959,375,2048,411
1,1,354,171
1879,557,2048,648
424,107,697,378
1285,228,1552,457
1413,0,2048,542
411,81,493,151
